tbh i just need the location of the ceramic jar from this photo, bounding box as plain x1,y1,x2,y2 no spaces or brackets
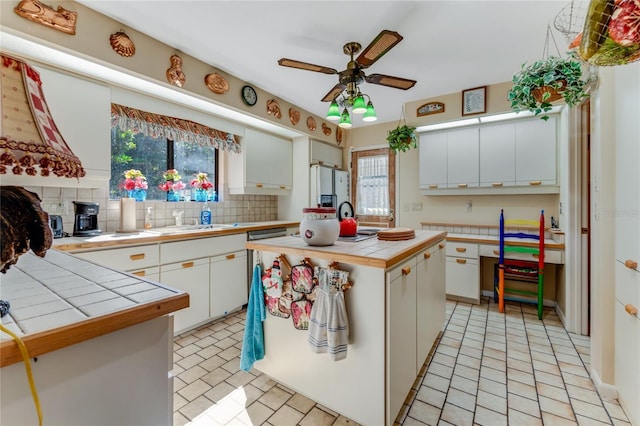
300,207,340,246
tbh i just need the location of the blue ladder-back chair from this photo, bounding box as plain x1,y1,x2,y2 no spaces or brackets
494,209,545,319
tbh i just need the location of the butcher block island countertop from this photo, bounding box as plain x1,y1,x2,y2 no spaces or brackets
247,229,447,425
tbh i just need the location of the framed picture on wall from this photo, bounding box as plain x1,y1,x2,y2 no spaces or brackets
461,86,486,116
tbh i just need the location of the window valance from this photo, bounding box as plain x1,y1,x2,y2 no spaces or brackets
110,103,240,153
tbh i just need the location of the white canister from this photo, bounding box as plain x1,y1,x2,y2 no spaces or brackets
300,207,340,246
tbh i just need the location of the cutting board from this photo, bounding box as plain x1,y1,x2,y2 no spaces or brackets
377,227,415,241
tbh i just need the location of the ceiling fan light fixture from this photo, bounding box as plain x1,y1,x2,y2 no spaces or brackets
326,100,341,121
362,101,377,122
338,108,352,128
352,93,367,114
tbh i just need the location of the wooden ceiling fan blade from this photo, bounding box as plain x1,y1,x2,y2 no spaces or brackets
356,30,403,68
365,74,416,90
322,84,346,102
277,58,337,74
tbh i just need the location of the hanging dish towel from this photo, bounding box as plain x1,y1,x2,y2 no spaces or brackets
240,263,266,371
308,267,349,361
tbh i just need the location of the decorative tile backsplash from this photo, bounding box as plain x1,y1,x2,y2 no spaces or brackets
23,185,278,234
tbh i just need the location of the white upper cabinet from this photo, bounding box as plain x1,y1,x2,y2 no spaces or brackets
419,132,448,189
311,140,343,168
227,128,293,195
479,122,516,187
446,128,479,188
515,117,557,186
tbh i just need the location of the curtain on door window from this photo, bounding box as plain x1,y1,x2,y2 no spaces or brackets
356,154,389,216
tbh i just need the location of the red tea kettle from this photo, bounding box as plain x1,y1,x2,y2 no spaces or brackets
338,201,357,237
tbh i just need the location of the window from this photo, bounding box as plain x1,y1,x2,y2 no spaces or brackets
110,128,217,200
351,147,396,227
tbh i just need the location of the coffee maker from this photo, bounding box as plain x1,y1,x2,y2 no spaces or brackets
73,201,101,237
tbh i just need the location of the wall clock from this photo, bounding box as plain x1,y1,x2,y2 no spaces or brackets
241,85,257,106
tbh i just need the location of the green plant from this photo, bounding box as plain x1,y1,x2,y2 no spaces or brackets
507,56,587,121
387,124,417,153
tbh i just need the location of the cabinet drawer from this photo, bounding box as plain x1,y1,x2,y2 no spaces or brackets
387,256,417,282
445,242,478,259
128,266,160,281
616,259,640,308
160,234,246,264
73,244,159,270
479,244,563,264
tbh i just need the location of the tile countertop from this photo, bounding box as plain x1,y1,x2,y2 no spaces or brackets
0,250,189,367
54,220,299,252
421,222,565,249
246,230,447,269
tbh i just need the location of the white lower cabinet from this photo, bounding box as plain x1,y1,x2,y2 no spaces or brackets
614,299,639,424
445,242,480,303
416,242,446,371
210,250,248,318
129,266,160,282
160,258,210,334
387,257,418,424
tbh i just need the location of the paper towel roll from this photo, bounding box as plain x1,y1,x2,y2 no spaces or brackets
120,198,137,232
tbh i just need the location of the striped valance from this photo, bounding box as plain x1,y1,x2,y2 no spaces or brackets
110,103,240,153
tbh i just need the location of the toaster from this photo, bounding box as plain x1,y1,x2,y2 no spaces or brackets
49,214,64,239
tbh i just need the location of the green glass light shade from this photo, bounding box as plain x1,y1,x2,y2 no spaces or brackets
352,95,367,114
338,108,352,128
362,101,377,122
326,101,341,121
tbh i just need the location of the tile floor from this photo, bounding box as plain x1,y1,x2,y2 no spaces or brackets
172,298,632,425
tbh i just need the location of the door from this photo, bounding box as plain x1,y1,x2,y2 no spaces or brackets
351,147,396,227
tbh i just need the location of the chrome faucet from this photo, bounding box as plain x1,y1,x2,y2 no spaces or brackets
172,210,184,226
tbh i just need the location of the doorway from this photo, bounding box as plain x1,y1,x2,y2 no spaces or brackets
579,100,591,335
351,147,396,227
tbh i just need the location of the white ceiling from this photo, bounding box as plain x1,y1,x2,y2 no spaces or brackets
77,0,580,127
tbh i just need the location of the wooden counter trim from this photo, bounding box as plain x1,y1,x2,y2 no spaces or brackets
246,234,447,269
446,234,565,250
55,222,299,252
0,292,189,367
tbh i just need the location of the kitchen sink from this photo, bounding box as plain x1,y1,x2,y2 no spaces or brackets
145,222,258,235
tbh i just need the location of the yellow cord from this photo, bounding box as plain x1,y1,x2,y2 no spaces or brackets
0,323,43,426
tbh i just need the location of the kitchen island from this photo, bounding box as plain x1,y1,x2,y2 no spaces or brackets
0,249,188,426
246,230,447,425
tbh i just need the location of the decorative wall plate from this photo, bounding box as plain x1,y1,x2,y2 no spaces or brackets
204,73,229,94
267,99,282,119
241,85,257,106
336,126,343,145
109,30,136,57
289,108,300,125
322,122,332,136
306,116,316,131
14,0,78,35
417,101,445,116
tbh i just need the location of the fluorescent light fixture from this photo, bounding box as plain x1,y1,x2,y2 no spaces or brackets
416,118,480,132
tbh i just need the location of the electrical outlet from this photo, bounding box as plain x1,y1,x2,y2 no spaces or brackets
59,200,69,214
411,202,423,211
465,200,472,212
49,203,58,213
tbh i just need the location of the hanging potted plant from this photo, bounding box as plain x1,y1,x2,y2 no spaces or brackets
387,124,417,153
507,55,588,121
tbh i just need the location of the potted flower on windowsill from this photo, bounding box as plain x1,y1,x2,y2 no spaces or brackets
120,169,148,202
387,124,417,153
191,172,214,202
507,56,588,121
159,169,186,201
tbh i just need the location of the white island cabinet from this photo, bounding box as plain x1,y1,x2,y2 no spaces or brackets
247,230,447,425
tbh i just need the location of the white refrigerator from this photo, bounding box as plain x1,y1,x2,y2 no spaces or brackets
310,165,349,208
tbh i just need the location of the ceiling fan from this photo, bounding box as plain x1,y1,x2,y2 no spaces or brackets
277,30,417,104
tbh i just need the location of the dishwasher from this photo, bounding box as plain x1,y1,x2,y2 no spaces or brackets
246,227,288,296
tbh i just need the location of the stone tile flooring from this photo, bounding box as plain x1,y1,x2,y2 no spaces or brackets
172,298,632,425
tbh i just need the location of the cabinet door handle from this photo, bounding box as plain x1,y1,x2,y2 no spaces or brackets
456,247,467,253
280,185,286,189
529,181,542,186
130,253,145,261
131,270,145,277
424,252,431,259
532,253,539,258
493,250,500,255
625,304,638,316
226,253,235,260
456,258,467,264
401,266,411,276
439,243,445,249
458,183,468,188
182,261,194,269
256,183,264,188
624,259,638,270
428,184,438,189
492,182,503,187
